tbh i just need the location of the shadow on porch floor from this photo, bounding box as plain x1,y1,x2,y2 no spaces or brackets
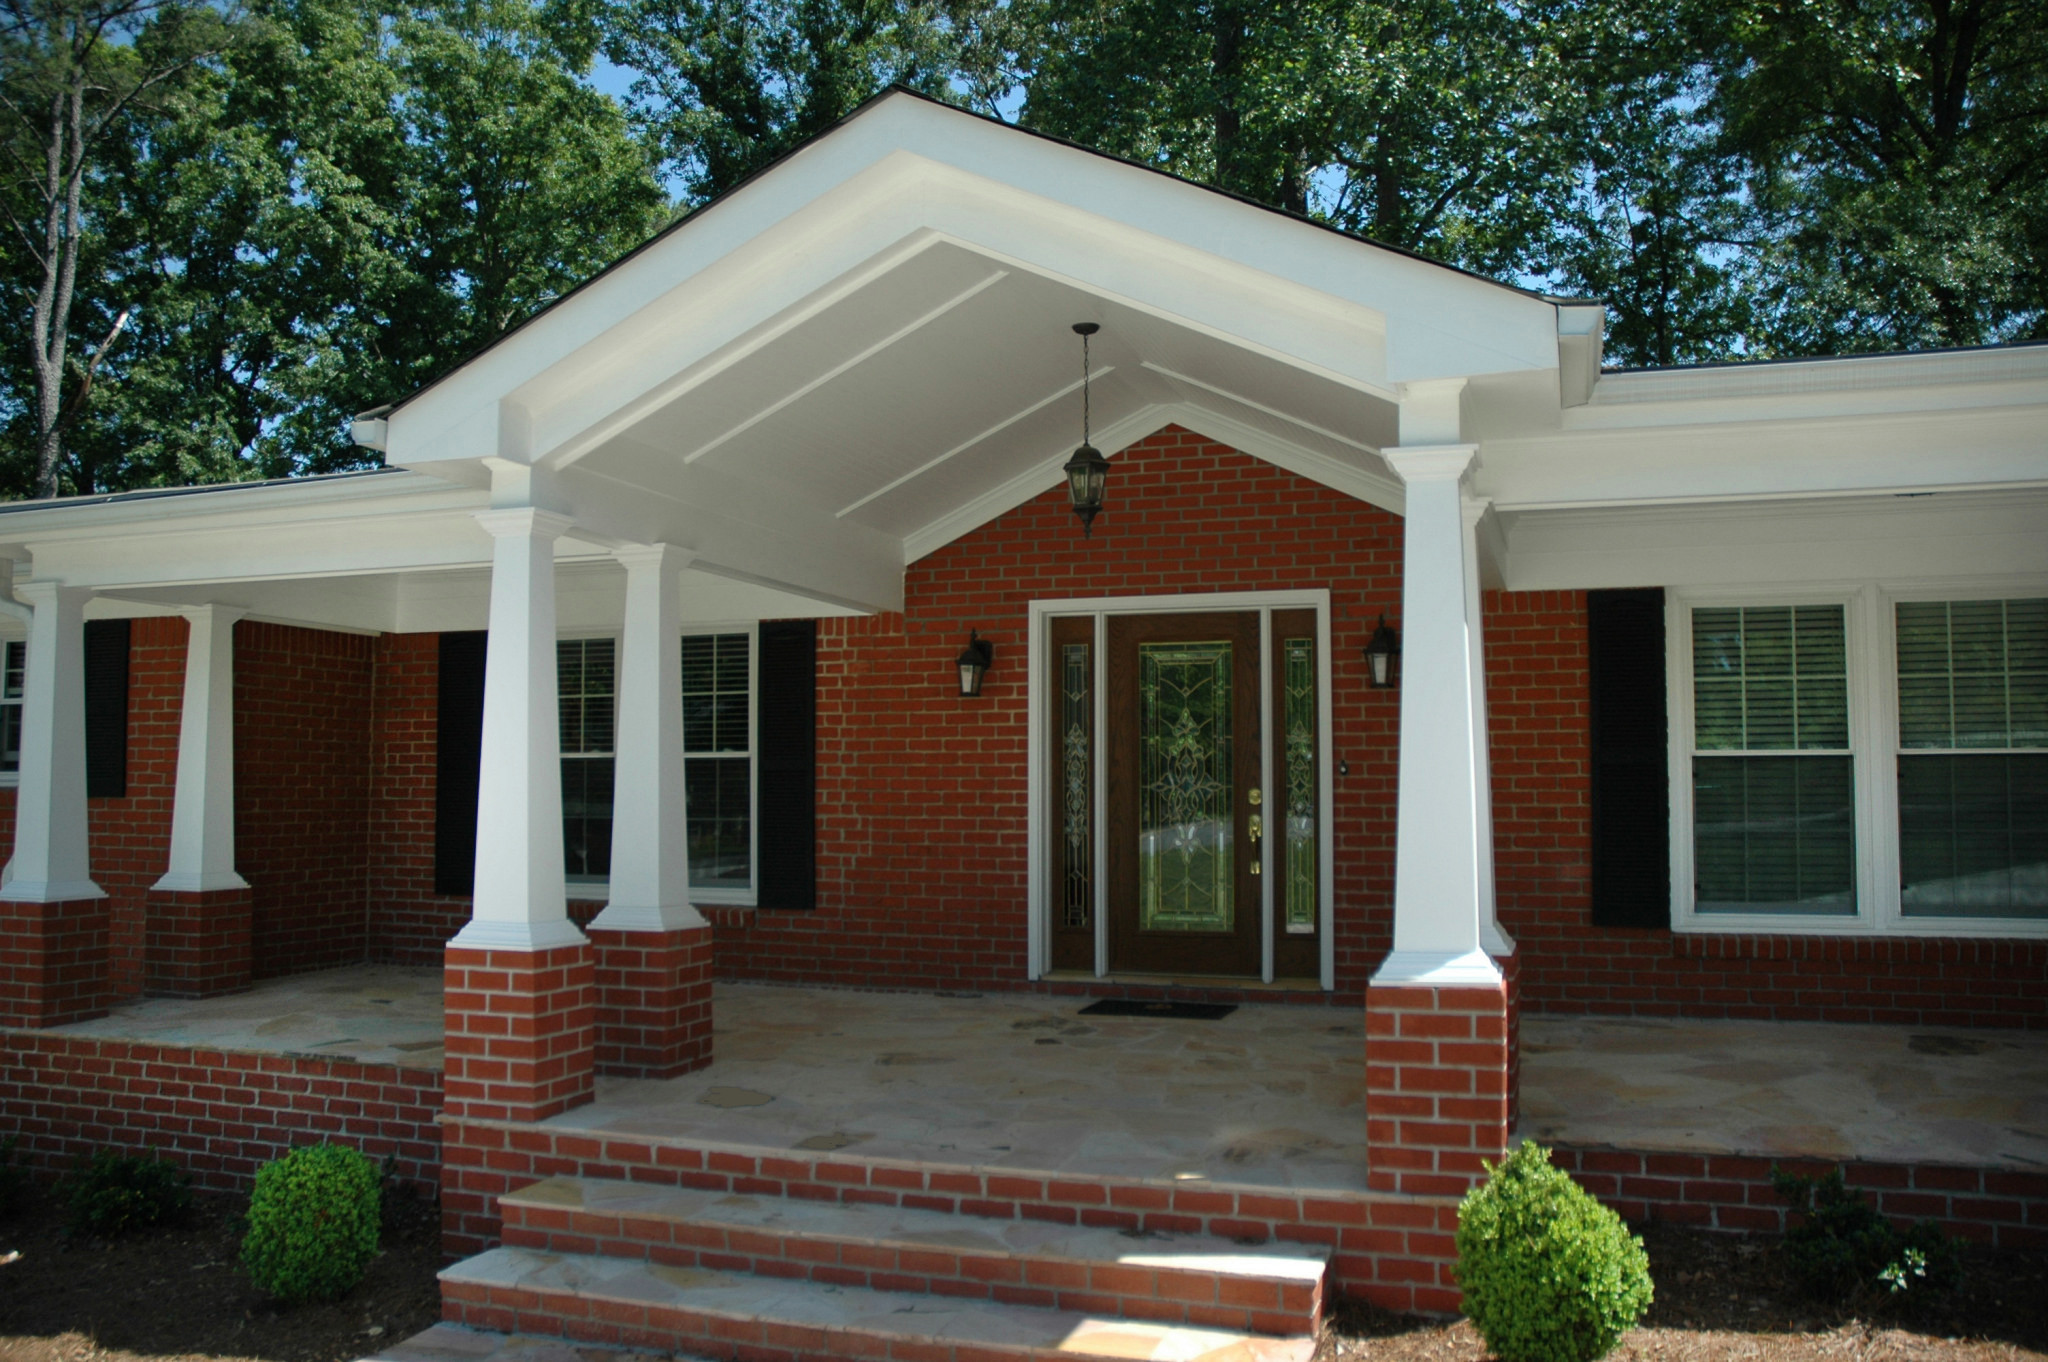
48,966,2048,1180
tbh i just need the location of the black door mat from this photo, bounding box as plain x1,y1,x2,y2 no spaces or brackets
1078,999,1237,1020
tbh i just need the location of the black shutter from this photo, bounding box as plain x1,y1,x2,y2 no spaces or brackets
756,620,817,910
1588,588,1671,928
434,631,488,896
83,619,130,798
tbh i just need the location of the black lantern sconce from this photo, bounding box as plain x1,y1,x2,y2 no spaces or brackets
956,629,995,697
1363,613,1400,689
1062,322,1108,536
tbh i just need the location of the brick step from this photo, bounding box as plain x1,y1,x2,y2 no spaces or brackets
500,1175,1328,1335
441,1246,1317,1362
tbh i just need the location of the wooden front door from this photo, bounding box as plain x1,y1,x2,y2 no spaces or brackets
1104,612,1265,977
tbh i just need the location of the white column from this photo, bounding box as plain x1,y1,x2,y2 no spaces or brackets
450,507,584,951
1374,445,1500,986
1462,498,1513,958
153,606,250,893
2,583,104,903
591,545,705,933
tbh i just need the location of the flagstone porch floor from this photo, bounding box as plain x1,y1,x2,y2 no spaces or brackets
50,966,2048,1179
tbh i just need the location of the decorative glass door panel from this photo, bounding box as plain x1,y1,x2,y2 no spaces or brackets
1106,612,1263,977
1270,608,1322,981
1138,641,1236,932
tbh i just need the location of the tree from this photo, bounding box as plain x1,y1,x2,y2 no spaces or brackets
602,0,1009,204
0,0,228,497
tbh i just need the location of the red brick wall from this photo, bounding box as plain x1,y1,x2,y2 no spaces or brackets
367,632,472,963
89,616,185,998
712,427,1406,998
1484,589,2048,1028
0,1031,441,1194
236,621,374,977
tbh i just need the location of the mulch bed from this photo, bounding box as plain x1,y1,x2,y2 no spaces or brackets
1325,1223,2048,1361
0,1180,442,1362
3,1180,2044,1362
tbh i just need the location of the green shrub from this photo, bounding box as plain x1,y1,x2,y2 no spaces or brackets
0,1136,29,1219
1772,1166,1959,1303
61,1150,192,1238
1455,1141,1654,1362
241,1143,382,1304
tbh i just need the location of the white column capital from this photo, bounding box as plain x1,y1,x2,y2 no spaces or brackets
176,603,248,626
10,579,92,609
474,507,576,542
1383,444,1480,485
611,543,696,573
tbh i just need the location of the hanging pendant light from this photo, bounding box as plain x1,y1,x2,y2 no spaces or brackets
1062,322,1108,537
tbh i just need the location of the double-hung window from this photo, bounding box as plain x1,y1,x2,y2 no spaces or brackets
1675,587,2047,933
558,637,617,886
1,640,23,775
682,631,754,900
1894,598,2047,920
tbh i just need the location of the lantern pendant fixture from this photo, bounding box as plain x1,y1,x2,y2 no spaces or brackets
1062,322,1108,536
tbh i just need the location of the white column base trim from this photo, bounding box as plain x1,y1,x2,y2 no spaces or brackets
587,901,709,933
0,879,108,904
448,917,590,952
1481,922,1517,958
1370,948,1505,988
150,870,252,894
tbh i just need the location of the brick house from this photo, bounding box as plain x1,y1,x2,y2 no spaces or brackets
3,90,2044,1339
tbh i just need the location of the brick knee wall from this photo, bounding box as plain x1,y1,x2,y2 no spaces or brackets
443,944,596,1122
1366,982,1512,1197
0,1031,441,1194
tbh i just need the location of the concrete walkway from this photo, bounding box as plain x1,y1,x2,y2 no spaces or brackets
49,966,2048,1174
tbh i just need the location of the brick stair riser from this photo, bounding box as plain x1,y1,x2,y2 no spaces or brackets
445,1278,1255,1362
447,1120,1465,1315
498,1203,1320,1336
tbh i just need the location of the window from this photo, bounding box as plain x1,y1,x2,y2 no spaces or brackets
1,640,22,775
558,638,615,883
1674,586,2048,935
1689,605,1855,915
683,631,753,896
1895,598,2047,919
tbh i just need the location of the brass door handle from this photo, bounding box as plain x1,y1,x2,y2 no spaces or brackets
1248,814,1264,840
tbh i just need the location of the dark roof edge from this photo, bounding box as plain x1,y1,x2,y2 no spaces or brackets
1608,337,2048,376
0,466,405,517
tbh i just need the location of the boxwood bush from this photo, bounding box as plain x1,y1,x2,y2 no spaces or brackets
1772,1165,1959,1304
240,1143,382,1304
61,1149,192,1238
1454,1141,1654,1362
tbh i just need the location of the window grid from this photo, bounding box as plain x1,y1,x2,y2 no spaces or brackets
1,640,22,774
557,638,617,881
683,631,754,894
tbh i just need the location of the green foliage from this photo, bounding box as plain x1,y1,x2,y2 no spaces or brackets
0,1135,30,1218
240,1142,383,1304
1772,1166,1960,1305
60,1149,193,1238
1454,1141,1654,1362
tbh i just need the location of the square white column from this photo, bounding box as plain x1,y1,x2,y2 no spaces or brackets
1374,445,1500,987
153,606,250,893
2,583,104,903
591,544,705,933
450,507,585,951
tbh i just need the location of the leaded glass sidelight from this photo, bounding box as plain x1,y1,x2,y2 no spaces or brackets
1283,636,1317,934
1138,641,1234,932
1061,642,1093,929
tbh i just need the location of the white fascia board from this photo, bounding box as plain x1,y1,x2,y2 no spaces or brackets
1586,344,2048,411
1481,402,2048,510
387,93,1559,473
1502,488,2048,592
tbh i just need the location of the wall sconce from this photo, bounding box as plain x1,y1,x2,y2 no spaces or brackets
1363,613,1400,689
956,629,994,697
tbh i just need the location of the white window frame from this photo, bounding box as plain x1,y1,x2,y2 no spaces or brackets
558,630,620,894
1024,588,1336,989
1668,577,2048,938
679,622,759,907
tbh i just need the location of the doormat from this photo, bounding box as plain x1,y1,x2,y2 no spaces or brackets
1078,1000,1236,1021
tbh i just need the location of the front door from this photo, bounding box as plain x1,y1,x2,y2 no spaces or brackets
1105,612,1264,976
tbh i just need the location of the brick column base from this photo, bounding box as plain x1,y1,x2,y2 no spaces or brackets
589,925,713,1078
1366,979,1512,1196
444,943,595,1122
145,887,254,997
1499,948,1521,1135
0,897,111,1026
